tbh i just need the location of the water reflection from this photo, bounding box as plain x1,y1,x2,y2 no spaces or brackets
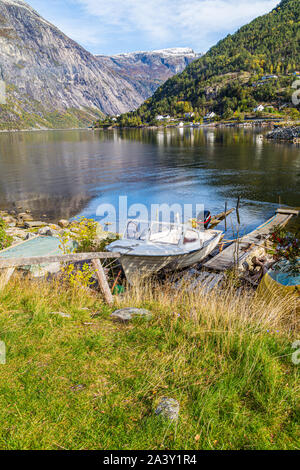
0,128,299,233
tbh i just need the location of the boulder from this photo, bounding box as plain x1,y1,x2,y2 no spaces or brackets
110,308,152,322
155,398,180,421
24,221,46,228
58,219,69,228
18,213,33,221
38,226,59,237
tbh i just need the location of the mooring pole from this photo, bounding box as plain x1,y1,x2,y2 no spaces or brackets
236,196,241,226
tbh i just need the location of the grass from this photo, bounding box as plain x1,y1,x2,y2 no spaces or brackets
0,277,299,450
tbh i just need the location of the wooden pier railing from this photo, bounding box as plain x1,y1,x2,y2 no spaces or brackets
0,252,121,305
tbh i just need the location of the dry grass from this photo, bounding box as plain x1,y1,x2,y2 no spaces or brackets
0,277,299,450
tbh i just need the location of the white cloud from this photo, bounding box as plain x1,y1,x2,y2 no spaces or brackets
73,0,279,51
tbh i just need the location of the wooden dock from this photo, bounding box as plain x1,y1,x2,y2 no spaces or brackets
203,208,299,272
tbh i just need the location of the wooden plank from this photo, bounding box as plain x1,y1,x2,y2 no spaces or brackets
210,208,234,227
0,252,120,268
92,259,114,305
276,208,299,216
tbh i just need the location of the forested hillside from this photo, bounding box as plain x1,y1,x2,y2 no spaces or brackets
115,0,300,125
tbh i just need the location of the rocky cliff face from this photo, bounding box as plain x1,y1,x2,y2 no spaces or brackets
0,0,140,128
96,48,201,103
0,0,199,129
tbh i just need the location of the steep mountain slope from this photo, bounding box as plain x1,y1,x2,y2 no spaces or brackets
96,48,201,102
0,1,199,130
0,0,142,129
123,0,300,123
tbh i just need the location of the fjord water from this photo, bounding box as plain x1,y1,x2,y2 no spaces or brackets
0,127,299,236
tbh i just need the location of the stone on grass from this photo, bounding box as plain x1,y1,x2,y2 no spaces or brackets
50,311,71,318
110,308,152,322
155,397,180,421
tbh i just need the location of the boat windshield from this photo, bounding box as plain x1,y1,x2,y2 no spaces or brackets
124,220,200,246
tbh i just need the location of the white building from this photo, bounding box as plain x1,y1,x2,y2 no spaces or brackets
254,105,265,113
184,112,195,118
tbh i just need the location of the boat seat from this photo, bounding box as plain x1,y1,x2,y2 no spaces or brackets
183,237,197,244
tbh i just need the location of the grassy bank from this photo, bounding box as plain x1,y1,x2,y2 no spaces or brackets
0,278,299,450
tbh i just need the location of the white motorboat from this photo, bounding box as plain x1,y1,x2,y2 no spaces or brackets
106,219,223,283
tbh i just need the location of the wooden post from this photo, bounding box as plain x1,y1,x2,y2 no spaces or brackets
224,201,228,232
92,259,114,305
236,196,241,226
0,268,15,291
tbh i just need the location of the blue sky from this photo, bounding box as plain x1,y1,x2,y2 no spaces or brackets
26,0,279,55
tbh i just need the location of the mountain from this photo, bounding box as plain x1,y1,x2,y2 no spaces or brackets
0,0,145,129
0,0,199,130
96,48,201,103
120,0,300,124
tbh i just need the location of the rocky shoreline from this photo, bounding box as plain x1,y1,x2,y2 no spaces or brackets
0,209,118,280
266,126,300,143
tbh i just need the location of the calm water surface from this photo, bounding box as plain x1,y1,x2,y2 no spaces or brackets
0,127,299,235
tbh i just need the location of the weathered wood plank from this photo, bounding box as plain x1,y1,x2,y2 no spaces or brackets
276,208,299,216
210,208,235,227
0,252,120,268
92,259,114,305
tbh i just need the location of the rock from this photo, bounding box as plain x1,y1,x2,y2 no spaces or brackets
155,398,180,421
29,262,61,278
49,224,61,231
38,226,59,237
25,232,37,240
266,126,300,142
2,216,16,226
50,312,71,318
110,308,152,322
58,219,70,228
18,213,33,221
6,228,28,240
24,221,46,228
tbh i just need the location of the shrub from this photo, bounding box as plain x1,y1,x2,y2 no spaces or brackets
0,218,13,251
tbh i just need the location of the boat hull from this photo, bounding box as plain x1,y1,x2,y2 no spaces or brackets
119,232,223,283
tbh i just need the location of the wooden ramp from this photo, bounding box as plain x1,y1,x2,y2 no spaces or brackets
203,208,299,272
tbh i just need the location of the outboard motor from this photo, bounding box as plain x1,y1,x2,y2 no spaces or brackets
196,210,211,230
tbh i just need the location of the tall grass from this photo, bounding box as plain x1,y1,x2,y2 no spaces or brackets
0,277,299,450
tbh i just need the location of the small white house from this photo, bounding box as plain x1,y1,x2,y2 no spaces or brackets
156,115,171,121
254,105,265,113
